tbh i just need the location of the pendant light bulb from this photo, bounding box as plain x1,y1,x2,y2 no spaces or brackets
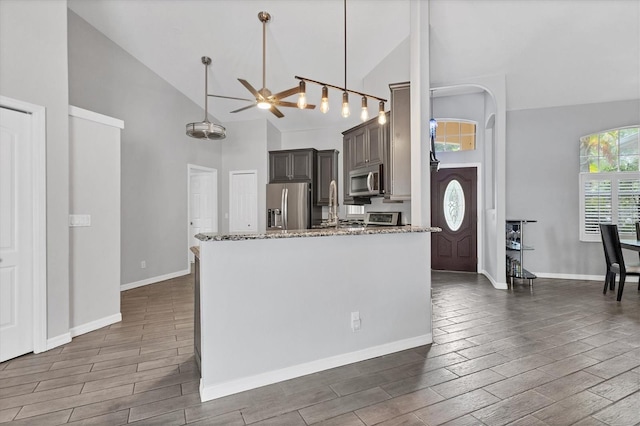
378,102,386,125
297,81,307,109
341,92,350,118
360,97,369,121
320,86,329,114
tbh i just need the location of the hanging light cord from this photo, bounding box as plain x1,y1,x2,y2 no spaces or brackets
344,0,347,92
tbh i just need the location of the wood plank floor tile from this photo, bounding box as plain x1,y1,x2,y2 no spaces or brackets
354,387,443,425
440,414,485,426
0,407,20,423
82,365,179,393
531,390,611,425
35,364,138,392
445,352,509,377
14,383,133,420
133,369,198,394
2,409,72,425
583,354,640,379
589,370,640,402
298,387,390,425
68,384,181,422
489,353,554,378
0,383,37,400
316,412,366,426
375,413,426,425
65,409,129,425
483,369,555,399
536,354,600,378
186,410,244,426
381,367,458,397
431,369,505,399
127,408,186,425
533,370,604,401
591,391,640,426
471,390,554,426
413,389,499,426
0,383,82,411
243,386,338,424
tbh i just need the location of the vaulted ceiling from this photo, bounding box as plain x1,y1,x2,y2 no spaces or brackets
68,0,639,133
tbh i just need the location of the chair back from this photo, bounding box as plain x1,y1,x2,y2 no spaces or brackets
600,224,626,270
635,222,640,239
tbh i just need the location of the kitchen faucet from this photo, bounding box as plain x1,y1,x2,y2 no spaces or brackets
328,179,339,227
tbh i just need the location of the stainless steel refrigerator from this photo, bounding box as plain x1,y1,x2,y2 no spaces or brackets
266,182,321,230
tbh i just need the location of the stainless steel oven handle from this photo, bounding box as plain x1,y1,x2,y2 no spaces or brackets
367,172,374,193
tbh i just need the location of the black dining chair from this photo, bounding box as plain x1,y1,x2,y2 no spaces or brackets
599,224,640,301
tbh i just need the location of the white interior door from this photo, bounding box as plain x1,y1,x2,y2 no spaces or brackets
229,171,258,233
0,107,34,362
188,167,217,263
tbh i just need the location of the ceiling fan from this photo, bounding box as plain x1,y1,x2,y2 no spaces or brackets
211,11,315,118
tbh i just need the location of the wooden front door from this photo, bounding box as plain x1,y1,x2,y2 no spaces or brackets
431,167,477,272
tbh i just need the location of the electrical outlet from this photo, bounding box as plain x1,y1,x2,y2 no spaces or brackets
351,311,361,332
141,260,146,269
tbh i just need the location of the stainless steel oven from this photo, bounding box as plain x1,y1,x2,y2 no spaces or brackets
348,164,383,197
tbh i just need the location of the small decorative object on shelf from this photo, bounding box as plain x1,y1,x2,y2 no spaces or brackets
505,220,537,288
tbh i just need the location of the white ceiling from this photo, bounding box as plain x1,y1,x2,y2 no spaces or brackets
68,0,640,133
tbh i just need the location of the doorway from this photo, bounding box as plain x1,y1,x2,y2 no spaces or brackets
187,165,217,264
0,98,47,361
431,166,478,272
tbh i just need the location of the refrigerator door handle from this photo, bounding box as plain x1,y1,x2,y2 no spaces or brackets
283,188,289,229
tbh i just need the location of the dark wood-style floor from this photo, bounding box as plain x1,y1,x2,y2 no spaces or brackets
1,271,639,425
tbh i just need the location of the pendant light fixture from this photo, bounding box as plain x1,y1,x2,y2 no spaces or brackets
186,56,226,140
295,0,387,124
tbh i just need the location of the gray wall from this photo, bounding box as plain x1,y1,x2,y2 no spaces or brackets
69,114,120,330
0,0,70,339
67,11,223,285
506,99,640,276
220,119,269,234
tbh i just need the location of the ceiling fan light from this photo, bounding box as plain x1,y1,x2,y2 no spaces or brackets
186,121,226,140
257,100,271,110
320,86,329,114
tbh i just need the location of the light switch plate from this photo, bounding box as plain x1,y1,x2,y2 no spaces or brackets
69,214,91,227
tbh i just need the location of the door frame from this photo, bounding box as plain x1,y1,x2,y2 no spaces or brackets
228,170,258,233
435,163,482,273
187,164,218,267
0,95,47,354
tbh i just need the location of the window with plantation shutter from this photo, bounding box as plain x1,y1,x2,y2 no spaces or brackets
579,173,640,241
579,126,640,242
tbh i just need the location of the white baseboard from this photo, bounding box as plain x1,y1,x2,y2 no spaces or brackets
480,270,508,289
121,268,190,291
46,333,71,351
199,333,433,402
70,313,122,338
534,272,605,281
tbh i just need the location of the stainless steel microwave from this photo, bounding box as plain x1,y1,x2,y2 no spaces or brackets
349,164,383,197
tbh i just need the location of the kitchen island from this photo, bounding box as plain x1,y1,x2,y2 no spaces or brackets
195,226,439,402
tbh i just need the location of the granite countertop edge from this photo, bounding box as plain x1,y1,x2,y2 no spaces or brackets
196,226,442,242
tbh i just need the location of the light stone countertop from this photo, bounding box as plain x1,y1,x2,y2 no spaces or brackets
195,225,441,242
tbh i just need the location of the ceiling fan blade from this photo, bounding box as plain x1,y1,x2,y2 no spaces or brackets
237,79,261,99
230,104,257,113
271,86,299,100
208,94,254,102
270,106,284,118
277,101,317,109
